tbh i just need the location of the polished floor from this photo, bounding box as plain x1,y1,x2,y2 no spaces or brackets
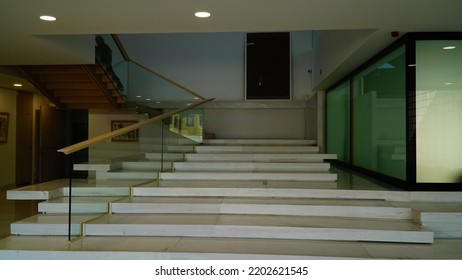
1,167,462,259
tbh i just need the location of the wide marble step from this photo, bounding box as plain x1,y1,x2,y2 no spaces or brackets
111,197,412,219
83,213,433,243
131,185,409,200
173,162,330,172
98,170,158,180
3,235,445,260
203,139,317,146
121,161,172,170
185,153,337,163
145,153,185,161
166,145,195,153
414,210,462,238
159,172,337,182
137,180,338,191
194,145,320,154
11,214,101,236
74,162,116,171
38,197,124,214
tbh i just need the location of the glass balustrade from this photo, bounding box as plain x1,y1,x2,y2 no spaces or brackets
62,34,209,240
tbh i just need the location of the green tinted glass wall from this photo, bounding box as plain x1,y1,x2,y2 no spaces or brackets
415,40,462,183
352,46,407,180
326,81,350,162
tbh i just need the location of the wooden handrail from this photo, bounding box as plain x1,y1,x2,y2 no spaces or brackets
58,98,214,155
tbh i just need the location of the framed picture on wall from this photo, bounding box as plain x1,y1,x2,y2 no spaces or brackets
0,112,9,144
111,120,139,142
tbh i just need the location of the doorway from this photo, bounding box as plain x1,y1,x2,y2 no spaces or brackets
246,32,291,100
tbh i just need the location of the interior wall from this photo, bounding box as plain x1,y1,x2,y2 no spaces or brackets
0,88,17,187
204,101,306,139
88,112,143,161
32,94,53,183
89,113,140,138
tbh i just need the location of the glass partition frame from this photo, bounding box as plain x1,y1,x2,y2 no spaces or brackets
325,32,462,191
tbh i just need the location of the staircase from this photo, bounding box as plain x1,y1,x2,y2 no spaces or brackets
16,64,125,110
3,139,462,259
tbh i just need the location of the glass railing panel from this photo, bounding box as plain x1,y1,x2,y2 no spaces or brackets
168,107,204,143
66,101,209,240
65,33,210,240
126,62,200,109
94,34,128,100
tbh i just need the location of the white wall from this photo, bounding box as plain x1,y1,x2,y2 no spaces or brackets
312,29,400,91
0,89,17,187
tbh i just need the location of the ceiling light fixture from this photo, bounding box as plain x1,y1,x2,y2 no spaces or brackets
195,11,211,18
443,46,456,50
445,82,453,85
13,83,23,87
40,15,57,21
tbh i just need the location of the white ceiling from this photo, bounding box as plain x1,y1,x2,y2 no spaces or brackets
0,0,461,91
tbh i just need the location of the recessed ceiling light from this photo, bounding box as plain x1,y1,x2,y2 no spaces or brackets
445,82,453,85
145,98,151,101
136,95,142,98
13,83,23,87
40,15,57,21
443,46,456,50
195,11,211,18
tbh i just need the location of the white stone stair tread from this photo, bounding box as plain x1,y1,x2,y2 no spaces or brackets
0,235,395,259
112,197,411,219
166,145,195,152
131,187,414,200
74,162,114,171
121,161,172,170
118,197,392,206
39,197,124,214
86,214,423,230
104,170,158,180
160,172,336,182
203,139,317,146
137,180,337,189
174,162,330,172
145,153,185,161
195,145,319,154
185,153,337,162
11,214,102,236
84,214,433,243
61,179,152,197
391,201,462,212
